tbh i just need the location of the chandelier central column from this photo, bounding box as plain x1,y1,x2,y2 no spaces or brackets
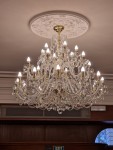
53,25,64,55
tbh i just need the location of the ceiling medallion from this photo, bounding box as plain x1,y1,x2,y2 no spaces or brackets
30,11,89,39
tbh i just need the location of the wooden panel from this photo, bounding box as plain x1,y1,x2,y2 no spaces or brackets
107,146,113,150
0,143,44,150
0,142,107,150
0,124,45,142
91,106,113,120
0,122,111,143
45,124,109,143
45,125,87,142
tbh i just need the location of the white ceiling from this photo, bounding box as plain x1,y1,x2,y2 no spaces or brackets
0,0,113,74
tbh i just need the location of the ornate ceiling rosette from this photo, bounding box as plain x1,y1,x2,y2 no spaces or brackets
30,11,90,39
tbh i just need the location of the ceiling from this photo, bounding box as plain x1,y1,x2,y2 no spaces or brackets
0,0,113,74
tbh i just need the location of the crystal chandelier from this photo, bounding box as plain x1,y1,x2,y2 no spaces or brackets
13,25,107,114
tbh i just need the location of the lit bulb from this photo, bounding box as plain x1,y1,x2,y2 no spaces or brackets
56,64,61,70
64,68,68,73
97,71,101,77
81,67,85,72
33,67,37,73
44,43,48,48
18,72,22,78
70,52,74,57
27,57,31,63
16,78,19,83
37,65,40,71
75,45,79,51
39,86,42,91
101,77,104,83
41,49,45,54
23,82,26,87
53,53,57,58
82,51,85,57
100,88,103,91
46,48,51,54
88,61,91,66
63,41,67,46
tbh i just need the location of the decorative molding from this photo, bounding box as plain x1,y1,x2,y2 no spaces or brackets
0,72,113,105
0,71,17,78
30,11,89,39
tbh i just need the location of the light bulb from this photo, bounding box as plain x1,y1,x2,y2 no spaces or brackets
70,52,74,57
53,53,57,58
100,88,103,91
33,67,37,73
88,61,91,66
81,67,85,72
82,51,85,57
56,64,61,70
46,48,51,54
75,45,79,51
44,43,48,48
41,49,45,54
27,57,31,63
37,65,40,71
63,41,67,46
64,68,68,73
18,72,22,78
23,82,26,87
39,86,42,91
101,77,104,83
97,71,101,77
16,78,19,83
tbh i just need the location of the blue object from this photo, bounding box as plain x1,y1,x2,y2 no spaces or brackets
95,128,113,146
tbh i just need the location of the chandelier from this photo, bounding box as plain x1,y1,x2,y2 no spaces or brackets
13,24,107,114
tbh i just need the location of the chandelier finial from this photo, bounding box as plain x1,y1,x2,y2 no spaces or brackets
53,25,64,33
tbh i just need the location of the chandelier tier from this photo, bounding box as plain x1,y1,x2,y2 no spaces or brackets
13,25,107,114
